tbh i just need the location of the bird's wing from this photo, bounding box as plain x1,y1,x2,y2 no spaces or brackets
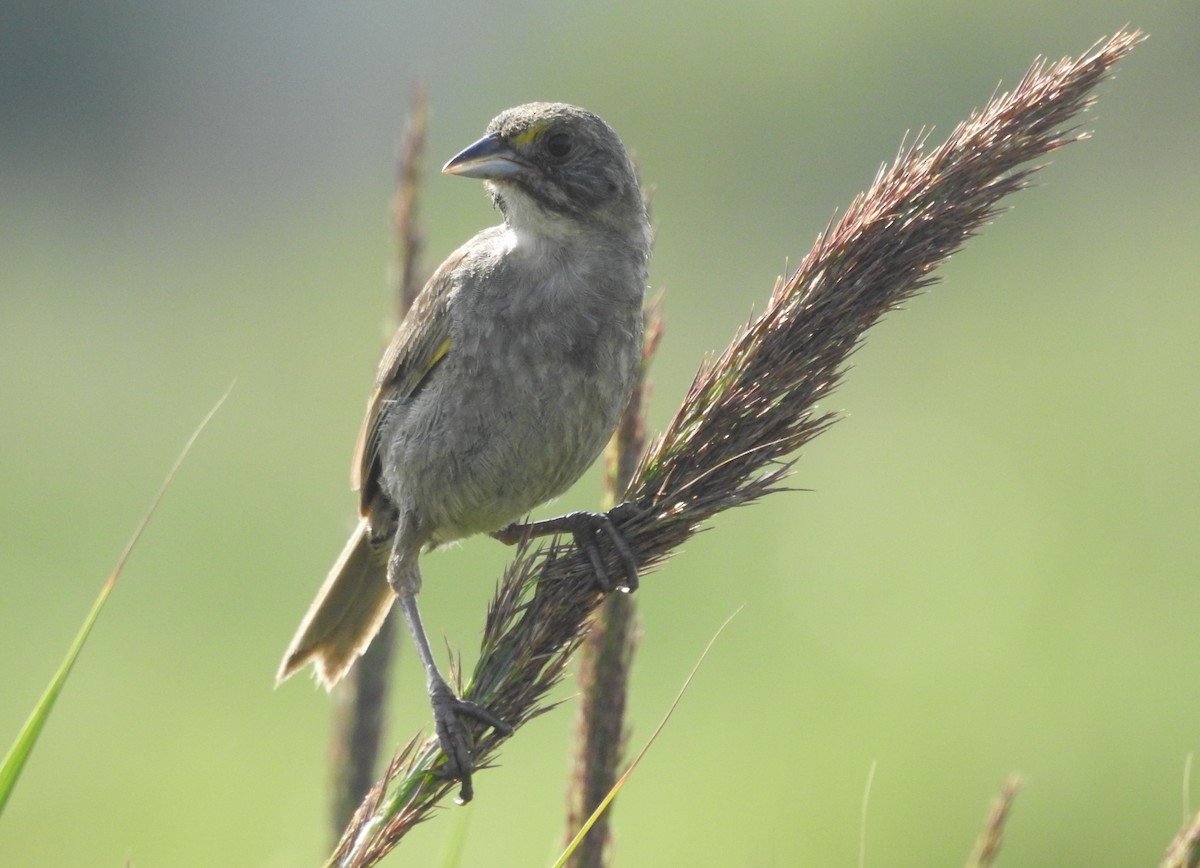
351,249,466,514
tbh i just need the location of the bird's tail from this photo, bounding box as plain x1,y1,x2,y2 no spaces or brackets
276,519,395,690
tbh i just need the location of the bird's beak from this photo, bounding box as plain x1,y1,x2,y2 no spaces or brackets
442,133,524,180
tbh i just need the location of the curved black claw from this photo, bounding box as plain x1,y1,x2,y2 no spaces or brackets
429,679,513,804
567,508,641,593
494,501,645,593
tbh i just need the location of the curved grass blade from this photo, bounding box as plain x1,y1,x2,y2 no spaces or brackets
0,384,233,820
553,607,741,868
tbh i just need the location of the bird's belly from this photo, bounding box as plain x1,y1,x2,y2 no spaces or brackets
379,338,635,543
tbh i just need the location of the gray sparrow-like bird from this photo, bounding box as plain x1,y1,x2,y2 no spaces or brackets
277,102,651,801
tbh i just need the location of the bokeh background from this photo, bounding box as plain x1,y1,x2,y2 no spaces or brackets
2,2,1197,866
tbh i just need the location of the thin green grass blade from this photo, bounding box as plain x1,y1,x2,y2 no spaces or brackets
552,607,742,868
0,384,232,820
0,571,114,816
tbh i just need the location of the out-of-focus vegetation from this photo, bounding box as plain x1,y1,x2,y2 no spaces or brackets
1,4,1195,865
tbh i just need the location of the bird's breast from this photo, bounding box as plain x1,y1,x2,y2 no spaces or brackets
380,248,644,542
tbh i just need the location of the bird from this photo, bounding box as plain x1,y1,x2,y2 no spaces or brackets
277,102,651,801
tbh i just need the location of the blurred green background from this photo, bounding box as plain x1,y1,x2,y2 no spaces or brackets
2,2,1196,865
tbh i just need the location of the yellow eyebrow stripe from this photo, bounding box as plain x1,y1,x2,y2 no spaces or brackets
511,123,547,148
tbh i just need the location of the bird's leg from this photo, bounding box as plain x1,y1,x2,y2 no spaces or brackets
390,550,511,803
492,500,644,592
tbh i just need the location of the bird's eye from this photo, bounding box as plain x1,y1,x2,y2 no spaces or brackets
545,132,573,159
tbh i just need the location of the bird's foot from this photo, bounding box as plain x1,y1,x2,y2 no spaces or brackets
494,500,644,592
428,678,512,804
